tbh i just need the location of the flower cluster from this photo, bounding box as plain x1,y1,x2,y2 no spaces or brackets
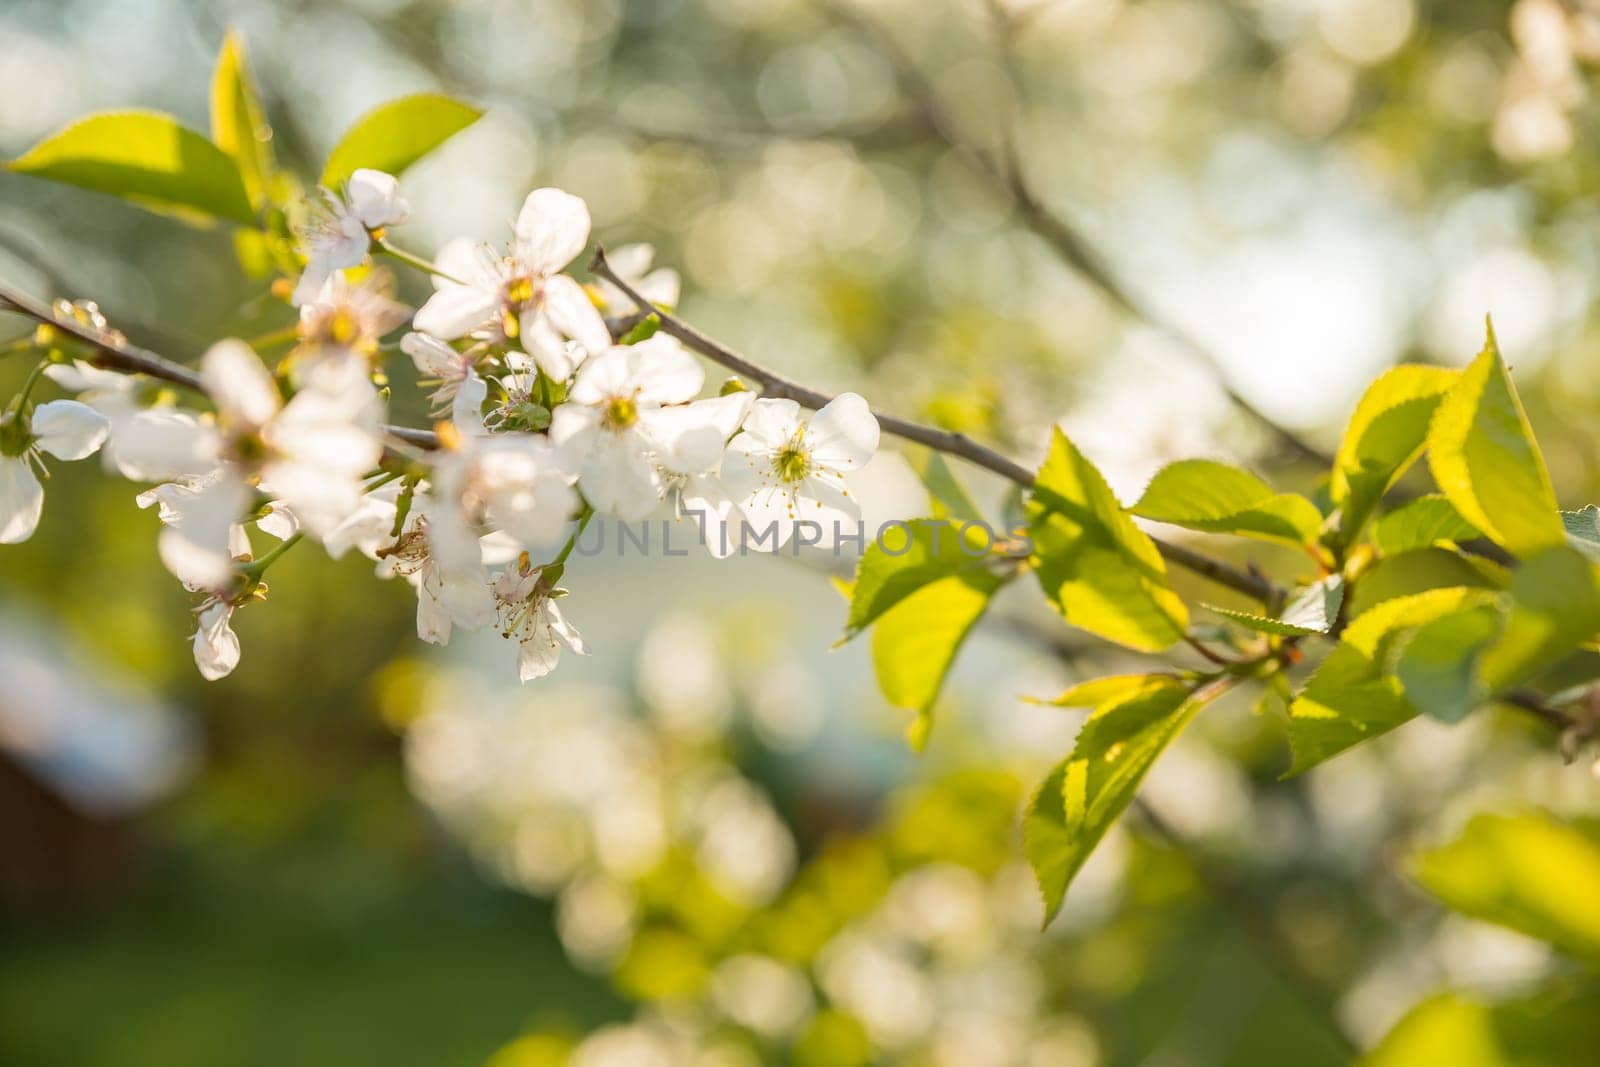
2,174,879,682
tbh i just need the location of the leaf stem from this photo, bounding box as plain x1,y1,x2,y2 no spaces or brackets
239,532,303,581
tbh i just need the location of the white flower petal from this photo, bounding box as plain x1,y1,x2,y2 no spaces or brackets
344,169,409,229
540,274,611,356
31,400,108,460
737,398,803,451
413,285,500,340
0,456,44,543
580,433,662,520
193,601,241,681
513,188,591,275
805,392,879,471
434,238,504,291
629,335,704,405
202,339,280,428
402,332,463,378
110,409,221,481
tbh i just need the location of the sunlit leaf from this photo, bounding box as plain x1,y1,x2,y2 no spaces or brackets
1027,429,1188,653
1209,574,1344,637
1331,364,1458,543
1368,986,1600,1067
1131,458,1323,547
1396,604,1502,724
1285,587,1498,775
1033,673,1187,708
321,93,484,188
1025,681,1213,924
843,519,998,639
871,570,1005,750
1371,495,1481,557
9,110,255,225
1412,812,1600,961
906,448,986,524
1428,326,1565,557
210,30,275,208
1479,547,1600,692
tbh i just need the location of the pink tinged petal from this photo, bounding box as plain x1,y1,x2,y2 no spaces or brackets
580,432,663,520
629,335,704,406
513,188,591,275
413,285,500,340
344,169,409,228
0,457,44,543
415,572,453,646
737,398,803,451
30,400,108,460
540,274,611,356
402,332,462,378
323,216,372,271
202,339,281,428
804,392,879,471
193,602,241,681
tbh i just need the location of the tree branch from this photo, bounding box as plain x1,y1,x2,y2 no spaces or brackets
813,0,1333,468
590,247,1281,604
0,280,441,451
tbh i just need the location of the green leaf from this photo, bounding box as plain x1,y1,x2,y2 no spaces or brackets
1130,459,1322,547
1396,605,1503,724
1331,364,1458,542
9,110,255,225
843,519,997,639
1345,546,1507,619
1428,326,1565,557
321,93,484,188
1412,813,1600,961
1371,495,1482,556
210,30,275,209
1209,574,1344,637
906,448,985,524
1033,673,1186,708
1025,681,1213,924
1480,547,1600,692
1027,429,1189,653
871,570,1005,751
1284,587,1498,776
1562,506,1600,565
1368,987,1600,1067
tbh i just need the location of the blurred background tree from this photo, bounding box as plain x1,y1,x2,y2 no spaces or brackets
2,0,1600,1064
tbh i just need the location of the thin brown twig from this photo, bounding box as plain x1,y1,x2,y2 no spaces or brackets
590,247,1281,605
813,0,1333,468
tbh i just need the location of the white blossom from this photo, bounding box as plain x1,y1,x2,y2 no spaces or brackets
493,562,588,681
549,336,705,520
401,332,477,413
721,393,879,549
0,399,109,544
292,169,409,306
191,598,241,681
412,188,609,381
647,392,753,558
295,271,410,375
46,360,217,482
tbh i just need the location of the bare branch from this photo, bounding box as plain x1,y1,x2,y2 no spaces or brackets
814,0,1334,468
